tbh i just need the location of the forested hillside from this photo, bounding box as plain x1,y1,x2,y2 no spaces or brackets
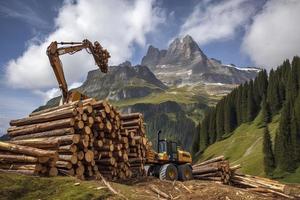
194,56,300,177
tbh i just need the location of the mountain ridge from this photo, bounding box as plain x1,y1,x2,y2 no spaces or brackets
141,35,259,86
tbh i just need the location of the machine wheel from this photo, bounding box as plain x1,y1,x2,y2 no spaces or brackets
159,164,178,181
178,164,193,181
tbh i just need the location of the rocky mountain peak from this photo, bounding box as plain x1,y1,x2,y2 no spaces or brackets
141,35,208,69
141,45,165,69
162,35,207,66
118,60,132,67
140,35,259,86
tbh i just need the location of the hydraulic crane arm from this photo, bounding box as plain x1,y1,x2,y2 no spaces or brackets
46,39,110,103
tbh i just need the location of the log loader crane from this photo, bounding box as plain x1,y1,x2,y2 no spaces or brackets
47,39,110,104
145,130,193,181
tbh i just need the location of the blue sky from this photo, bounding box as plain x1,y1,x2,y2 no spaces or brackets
0,0,299,135
0,0,257,68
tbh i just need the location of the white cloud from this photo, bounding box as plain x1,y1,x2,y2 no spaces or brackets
242,0,300,69
179,0,255,46
34,81,84,103
5,0,165,90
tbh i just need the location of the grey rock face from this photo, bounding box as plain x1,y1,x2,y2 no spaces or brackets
78,65,167,100
141,35,260,86
35,65,168,111
141,45,166,70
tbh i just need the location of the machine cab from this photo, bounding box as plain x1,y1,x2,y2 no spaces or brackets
157,131,178,162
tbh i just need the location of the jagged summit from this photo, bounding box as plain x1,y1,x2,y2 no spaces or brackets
160,35,207,67
141,35,259,86
118,60,132,67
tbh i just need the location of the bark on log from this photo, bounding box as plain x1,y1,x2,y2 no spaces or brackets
0,141,57,158
56,161,73,169
193,155,224,168
10,135,80,146
0,154,38,163
11,128,75,140
192,166,219,175
58,144,77,153
120,113,142,120
121,119,141,127
29,101,82,117
96,157,115,165
8,118,75,137
10,109,78,126
0,163,41,171
59,154,78,164
9,139,59,148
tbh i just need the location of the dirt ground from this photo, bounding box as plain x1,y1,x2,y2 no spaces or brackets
112,177,292,200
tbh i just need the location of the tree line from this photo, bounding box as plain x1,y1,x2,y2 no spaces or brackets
192,56,300,174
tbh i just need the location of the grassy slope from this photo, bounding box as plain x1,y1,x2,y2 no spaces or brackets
112,85,225,125
196,113,300,183
0,173,115,200
112,84,234,107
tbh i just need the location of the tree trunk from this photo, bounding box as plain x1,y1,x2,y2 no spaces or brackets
0,141,57,158
10,109,78,126
8,118,75,137
11,128,75,140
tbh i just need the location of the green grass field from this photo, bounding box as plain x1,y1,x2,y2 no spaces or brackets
195,112,300,183
112,85,223,108
0,173,114,200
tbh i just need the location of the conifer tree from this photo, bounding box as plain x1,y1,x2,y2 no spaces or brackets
260,70,269,96
286,61,299,102
192,123,201,156
263,125,275,176
224,97,236,134
241,82,248,122
235,86,243,126
216,100,225,140
292,56,300,87
267,70,281,114
247,80,256,122
261,95,271,125
274,102,296,172
290,110,300,162
199,116,209,151
208,110,217,144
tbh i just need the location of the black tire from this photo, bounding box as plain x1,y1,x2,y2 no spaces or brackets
178,164,193,181
159,164,178,181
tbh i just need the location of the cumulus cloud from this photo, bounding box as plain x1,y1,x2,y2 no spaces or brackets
242,0,300,69
34,81,83,103
179,0,255,45
5,0,165,90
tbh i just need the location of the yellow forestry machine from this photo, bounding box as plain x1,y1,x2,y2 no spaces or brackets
46,39,110,104
145,130,193,181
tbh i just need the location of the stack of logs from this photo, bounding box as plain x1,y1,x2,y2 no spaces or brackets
232,173,300,199
120,113,148,177
0,141,58,176
145,149,157,163
192,156,239,184
193,156,299,199
1,99,150,180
